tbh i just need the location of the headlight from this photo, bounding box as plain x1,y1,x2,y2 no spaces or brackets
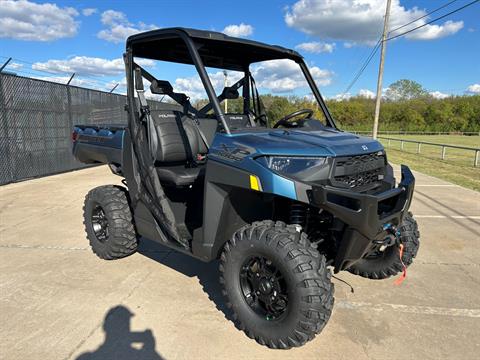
256,156,330,181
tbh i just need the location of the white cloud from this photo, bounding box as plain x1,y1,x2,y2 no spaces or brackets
296,41,335,53
32,56,154,77
100,10,126,26
330,93,351,101
82,8,97,16
222,23,254,37
7,62,23,70
172,60,332,99
97,10,157,43
285,0,463,45
466,84,480,94
253,59,332,93
406,20,463,40
358,89,375,99
331,89,380,101
0,0,79,41
174,71,243,100
429,91,449,99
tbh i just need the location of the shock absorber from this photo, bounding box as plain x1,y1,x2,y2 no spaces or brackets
289,202,306,229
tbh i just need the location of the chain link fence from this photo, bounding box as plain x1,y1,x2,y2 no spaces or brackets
0,73,171,185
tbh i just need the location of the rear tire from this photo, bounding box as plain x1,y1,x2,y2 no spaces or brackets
83,185,137,260
348,212,420,279
220,221,334,349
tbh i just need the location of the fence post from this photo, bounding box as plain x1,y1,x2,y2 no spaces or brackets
388,138,391,147
66,79,75,170
400,140,404,150
417,143,421,154
0,73,13,184
475,150,479,167
441,146,446,160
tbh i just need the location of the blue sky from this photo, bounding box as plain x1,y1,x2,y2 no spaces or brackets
1,0,479,99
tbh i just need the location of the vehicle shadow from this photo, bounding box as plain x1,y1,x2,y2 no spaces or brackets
75,305,164,360
138,238,235,322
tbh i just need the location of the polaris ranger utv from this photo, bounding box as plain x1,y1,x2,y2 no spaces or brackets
73,28,419,349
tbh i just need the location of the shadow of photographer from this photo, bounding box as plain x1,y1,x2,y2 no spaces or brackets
76,305,164,360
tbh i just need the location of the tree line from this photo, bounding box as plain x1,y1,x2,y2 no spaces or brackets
195,80,480,132
220,94,479,132
326,94,480,132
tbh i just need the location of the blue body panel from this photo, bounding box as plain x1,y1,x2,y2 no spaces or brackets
207,128,384,201
73,124,385,202
225,128,382,156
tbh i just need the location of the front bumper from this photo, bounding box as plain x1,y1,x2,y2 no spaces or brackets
308,165,415,272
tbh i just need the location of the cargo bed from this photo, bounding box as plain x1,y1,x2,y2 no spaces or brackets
72,124,126,166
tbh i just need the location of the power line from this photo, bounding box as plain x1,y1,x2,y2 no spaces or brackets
342,0,474,94
343,40,381,94
388,0,459,34
387,0,480,41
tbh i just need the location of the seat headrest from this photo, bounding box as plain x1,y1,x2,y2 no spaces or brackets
150,110,178,123
224,114,251,130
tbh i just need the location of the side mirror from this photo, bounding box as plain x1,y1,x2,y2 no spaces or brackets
150,79,174,95
222,87,239,100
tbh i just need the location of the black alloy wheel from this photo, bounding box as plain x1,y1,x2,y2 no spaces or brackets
83,185,138,260
239,255,289,321
91,205,109,242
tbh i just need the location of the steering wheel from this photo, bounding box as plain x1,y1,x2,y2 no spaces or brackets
273,109,314,128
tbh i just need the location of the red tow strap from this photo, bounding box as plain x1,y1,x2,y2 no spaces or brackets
394,243,407,286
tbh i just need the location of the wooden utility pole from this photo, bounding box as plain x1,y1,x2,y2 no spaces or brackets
373,0,392,139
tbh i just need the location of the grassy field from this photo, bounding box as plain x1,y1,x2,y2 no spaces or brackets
378,135,480,191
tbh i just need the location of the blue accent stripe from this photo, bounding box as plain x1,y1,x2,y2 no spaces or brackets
271,175,297,200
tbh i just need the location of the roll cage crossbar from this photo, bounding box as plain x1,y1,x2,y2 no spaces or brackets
125,27,337,133
197,77,246,117
134,64,199,115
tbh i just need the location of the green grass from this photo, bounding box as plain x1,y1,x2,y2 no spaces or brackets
378,135,480,191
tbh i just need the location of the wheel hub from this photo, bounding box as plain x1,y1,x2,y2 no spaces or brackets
258,279,273,295
239,256,289,320
91,205,109,242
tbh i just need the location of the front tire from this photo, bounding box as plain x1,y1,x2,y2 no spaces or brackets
220,221,334,349
83,185,138,260
348,212,420,279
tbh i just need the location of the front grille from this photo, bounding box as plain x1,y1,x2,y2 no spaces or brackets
333,152,386,190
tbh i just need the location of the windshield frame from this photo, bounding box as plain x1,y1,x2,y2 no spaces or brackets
126,29,338,133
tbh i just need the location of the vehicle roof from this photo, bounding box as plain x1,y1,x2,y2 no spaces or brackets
126,27,303,71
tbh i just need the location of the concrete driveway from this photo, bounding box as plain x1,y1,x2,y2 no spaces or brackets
0,166,479,360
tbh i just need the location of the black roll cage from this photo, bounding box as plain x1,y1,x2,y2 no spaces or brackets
124,27,337,134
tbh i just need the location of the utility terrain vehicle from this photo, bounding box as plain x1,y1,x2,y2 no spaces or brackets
73,28,420,349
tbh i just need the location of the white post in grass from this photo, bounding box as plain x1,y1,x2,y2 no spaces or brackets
223,70,228,113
